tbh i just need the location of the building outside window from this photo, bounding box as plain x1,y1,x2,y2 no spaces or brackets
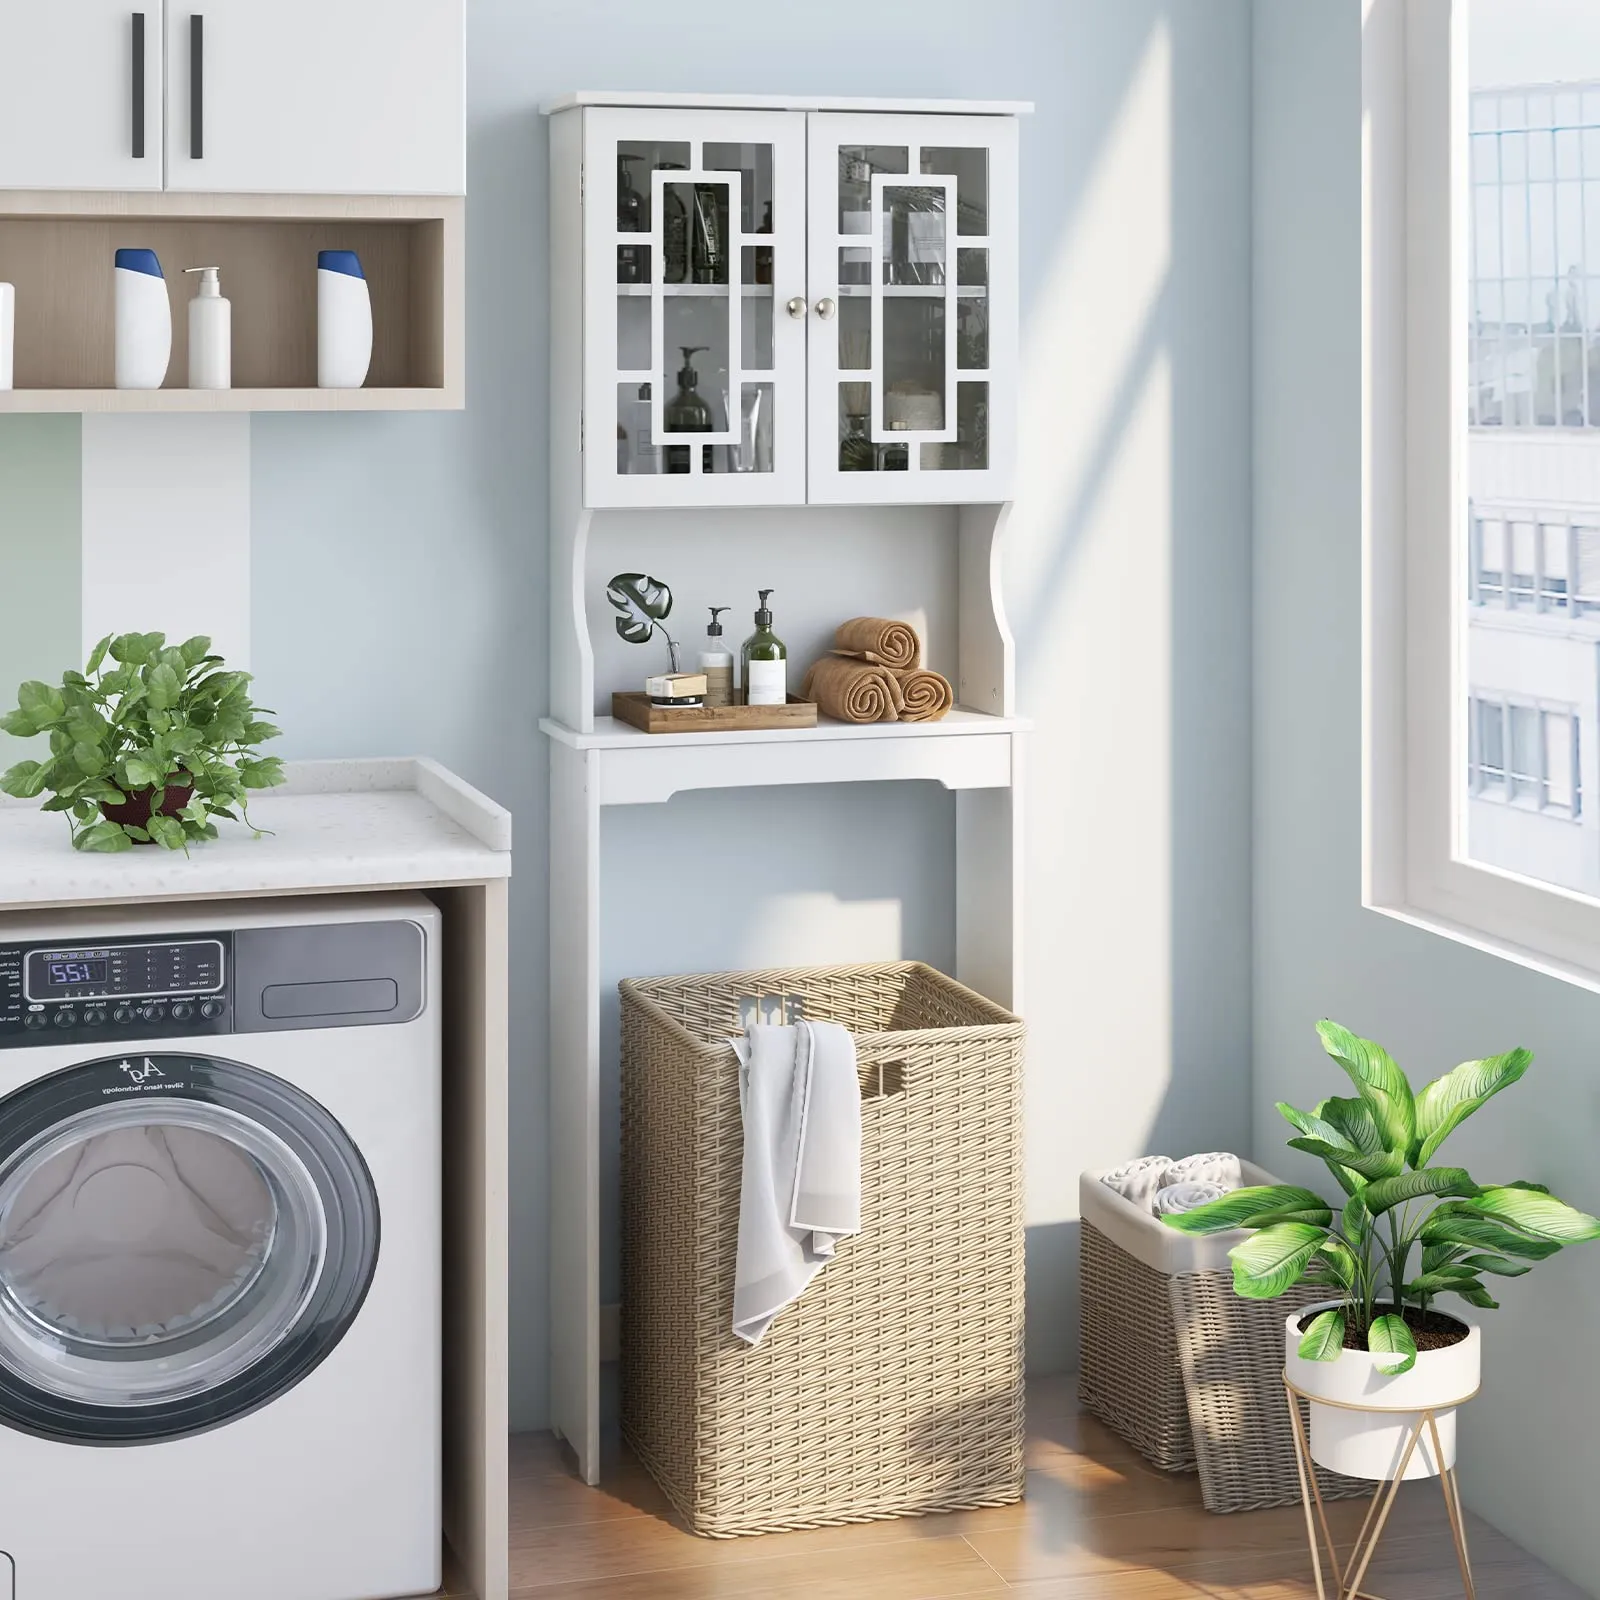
1468,694,1581,815
1465,12,1600,897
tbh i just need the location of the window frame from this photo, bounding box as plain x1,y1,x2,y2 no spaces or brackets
1365,0,1600,990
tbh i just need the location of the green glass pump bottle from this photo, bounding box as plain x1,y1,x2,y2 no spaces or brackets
741,590,787,707
663,344,712,474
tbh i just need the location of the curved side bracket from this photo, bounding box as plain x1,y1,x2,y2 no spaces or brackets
549,506,595,732
958,502,1016,717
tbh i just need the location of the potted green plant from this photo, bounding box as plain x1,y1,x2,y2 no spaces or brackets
1164,1020,1600,1479
0,631,285,853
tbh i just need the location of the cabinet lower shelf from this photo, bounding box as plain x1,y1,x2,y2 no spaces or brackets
540,708,1024,805
0,387,458,413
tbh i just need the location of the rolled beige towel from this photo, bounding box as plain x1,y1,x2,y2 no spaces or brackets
833,617,921,671
802,654,905,723
893,666,953,723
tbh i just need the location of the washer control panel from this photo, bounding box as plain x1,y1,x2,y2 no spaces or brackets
0,934,233,1049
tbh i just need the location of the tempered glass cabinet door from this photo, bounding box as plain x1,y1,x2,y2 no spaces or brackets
805,114,1018,504
584,108,808,507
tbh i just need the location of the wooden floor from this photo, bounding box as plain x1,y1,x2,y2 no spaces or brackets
445,1376,1585,1599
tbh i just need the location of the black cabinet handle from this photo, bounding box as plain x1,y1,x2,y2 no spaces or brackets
131,13,145,159
190,13,204,160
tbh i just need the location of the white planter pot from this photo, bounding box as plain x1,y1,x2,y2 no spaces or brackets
1284,1302,1480,1481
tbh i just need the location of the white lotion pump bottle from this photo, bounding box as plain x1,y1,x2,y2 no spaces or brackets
183,266,232,390
114,248,171,390
318,249,373,389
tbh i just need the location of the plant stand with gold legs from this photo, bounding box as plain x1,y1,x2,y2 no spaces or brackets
1284,1375,1477,1600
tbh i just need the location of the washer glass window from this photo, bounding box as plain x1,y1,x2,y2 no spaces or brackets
0,1055,377,1444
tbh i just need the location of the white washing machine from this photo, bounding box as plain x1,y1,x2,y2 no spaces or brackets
0,893,441,1600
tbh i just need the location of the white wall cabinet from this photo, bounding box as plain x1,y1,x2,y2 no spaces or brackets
0,0,465,411
573,98,1019,509
0,0,463,195
163,1,465,196
0,1,165,192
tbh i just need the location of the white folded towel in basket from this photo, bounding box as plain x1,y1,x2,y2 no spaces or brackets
731,1020,862,1346
1160,1151,1243,1191
1099,1155,1174,1212
1152,1180,1227,1217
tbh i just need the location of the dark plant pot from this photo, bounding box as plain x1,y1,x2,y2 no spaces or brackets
100,780,193,841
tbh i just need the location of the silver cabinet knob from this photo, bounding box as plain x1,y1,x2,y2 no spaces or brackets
786,296,808,319
814,297,837,321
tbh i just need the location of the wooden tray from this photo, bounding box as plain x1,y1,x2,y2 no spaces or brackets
612,692,818,735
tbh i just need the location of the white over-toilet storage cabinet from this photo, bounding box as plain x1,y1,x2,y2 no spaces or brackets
541,91,1030,1483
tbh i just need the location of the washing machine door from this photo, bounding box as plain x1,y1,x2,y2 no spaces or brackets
0,1052,378,1444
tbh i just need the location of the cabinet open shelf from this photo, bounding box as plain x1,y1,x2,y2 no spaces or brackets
0,191,463,411
541,708,1020,807
541,708,1023,802
542,706,1022,750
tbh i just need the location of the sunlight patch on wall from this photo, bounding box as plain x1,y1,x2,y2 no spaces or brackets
1006,20,1178,1223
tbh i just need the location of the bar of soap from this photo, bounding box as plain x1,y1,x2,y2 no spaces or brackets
646,671,708,703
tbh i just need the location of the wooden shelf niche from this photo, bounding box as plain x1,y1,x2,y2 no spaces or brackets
0,192,463,411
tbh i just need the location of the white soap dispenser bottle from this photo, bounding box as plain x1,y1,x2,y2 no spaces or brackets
183,266,232,390
698,606,734,708
114,248,171,390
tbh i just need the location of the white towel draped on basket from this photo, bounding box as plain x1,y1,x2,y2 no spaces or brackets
731,1020,862,1346
1152,1180,1227,1218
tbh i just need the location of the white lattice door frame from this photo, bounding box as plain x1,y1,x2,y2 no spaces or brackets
582,107,808,507
805,112,1019,505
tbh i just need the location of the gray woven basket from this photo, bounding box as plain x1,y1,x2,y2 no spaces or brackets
620,962,1026,1538
1079,1220,1196,1472
1169,1268,1370,1513
1079,1175,1372,1514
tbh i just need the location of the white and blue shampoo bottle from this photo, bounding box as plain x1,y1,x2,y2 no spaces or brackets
317,249,372,389
114,248,171,389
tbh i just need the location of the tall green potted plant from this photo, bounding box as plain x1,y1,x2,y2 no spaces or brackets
1164,1020,1600,1479
0,632,284,852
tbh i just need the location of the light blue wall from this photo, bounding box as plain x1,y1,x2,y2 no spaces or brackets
0,417,79,771
249,0,1255,1428
1253,4,1600,1591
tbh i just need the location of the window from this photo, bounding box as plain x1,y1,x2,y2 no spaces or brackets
1469,507,1576,609
1467,79,1600,430
1468,694,1581,815
1366,0,1600,987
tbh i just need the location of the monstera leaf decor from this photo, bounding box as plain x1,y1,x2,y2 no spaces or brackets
606,573,681,671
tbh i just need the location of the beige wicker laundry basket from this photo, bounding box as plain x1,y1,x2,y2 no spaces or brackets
619,962,1026,1538
1079,1166,1372,1513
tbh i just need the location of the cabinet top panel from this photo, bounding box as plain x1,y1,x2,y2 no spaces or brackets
542,90,1033,117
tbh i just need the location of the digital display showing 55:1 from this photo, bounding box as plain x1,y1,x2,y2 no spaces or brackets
47,960,108,986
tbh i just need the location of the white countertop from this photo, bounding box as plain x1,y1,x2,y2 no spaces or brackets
0,758,511,912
